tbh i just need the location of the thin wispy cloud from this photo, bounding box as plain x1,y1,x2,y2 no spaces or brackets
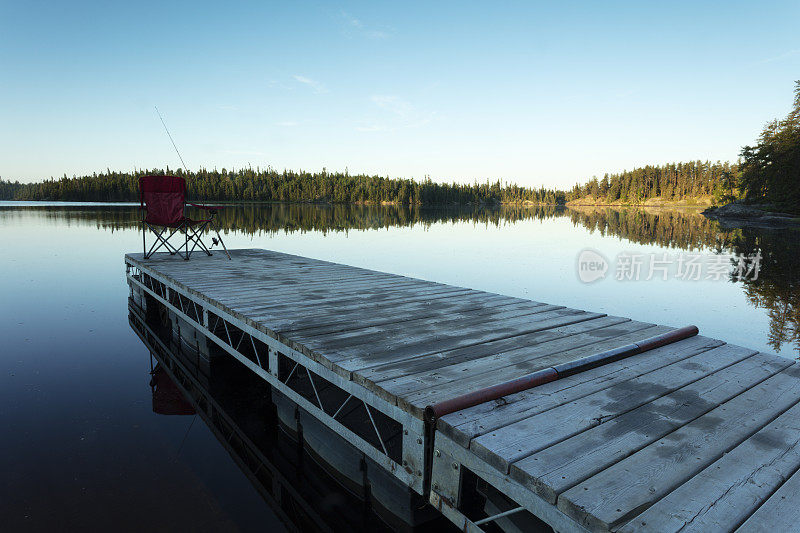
759,49,800,64
275,121,299,127
342,11,362,28
355,124,389,132
293,75,327,93
266,79,292,90
222,149,267,156
340,11,389,39
358,95,435,132
364,29,389,39
371,95,414,117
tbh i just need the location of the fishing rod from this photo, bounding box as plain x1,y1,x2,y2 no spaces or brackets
154,106,188,174
152,106,231,259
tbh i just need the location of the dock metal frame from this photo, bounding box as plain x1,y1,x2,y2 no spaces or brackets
429,431,590,533
125,259,427,495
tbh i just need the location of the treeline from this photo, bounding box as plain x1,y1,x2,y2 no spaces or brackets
1,161,730,207
569,81,800,208
0,167,565,206
567,160,739,204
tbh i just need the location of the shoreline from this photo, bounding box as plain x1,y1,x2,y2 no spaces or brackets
566,196,713,208
0,199,562,208
702,203,800,229
1,198,737,210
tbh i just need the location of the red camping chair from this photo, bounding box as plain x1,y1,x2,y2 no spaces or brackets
139,175,230,260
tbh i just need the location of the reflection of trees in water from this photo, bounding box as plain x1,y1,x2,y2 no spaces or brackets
728,230,800,354
4,203,797,354
210,203,562,235
566,207,799,355
564,206,742,251
0,203,561,234
0,205,139,233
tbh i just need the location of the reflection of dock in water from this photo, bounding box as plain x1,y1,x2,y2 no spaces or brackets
130,304,429,531
127,249,800,532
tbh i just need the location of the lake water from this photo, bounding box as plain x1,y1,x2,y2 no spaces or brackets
1,202,797,531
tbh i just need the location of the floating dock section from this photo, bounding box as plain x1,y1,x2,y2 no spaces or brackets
125,249,800,532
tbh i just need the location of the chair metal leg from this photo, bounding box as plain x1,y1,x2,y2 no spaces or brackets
188,232,211,256
186,221,212,258
145,225,181,258
184,223,189,260
145,227,170,258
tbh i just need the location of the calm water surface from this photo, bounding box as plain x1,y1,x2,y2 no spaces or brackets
1,202,798,531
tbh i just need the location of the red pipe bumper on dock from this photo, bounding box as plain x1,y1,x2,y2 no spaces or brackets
424,325,699,424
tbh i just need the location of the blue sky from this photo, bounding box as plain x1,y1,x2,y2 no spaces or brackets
1,1,798,188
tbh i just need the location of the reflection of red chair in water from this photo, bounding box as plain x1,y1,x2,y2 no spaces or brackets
150,365,195,416
139,175,231,260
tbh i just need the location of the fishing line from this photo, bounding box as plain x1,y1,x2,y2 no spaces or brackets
154,106,188,173
175,414,197,459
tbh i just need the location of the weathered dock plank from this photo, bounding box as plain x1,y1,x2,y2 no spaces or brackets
618,388,800,532
271,296,551,338
736,461,800,532
470,342,758,474
375,321,654,389
392,323,670,412
511,351,792,504
557,364,800,531
308,311,606,383
437,335,724,448
286,300,549,339
354,316,632,384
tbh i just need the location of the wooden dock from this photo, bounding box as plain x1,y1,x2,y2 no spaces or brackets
125,248,800,532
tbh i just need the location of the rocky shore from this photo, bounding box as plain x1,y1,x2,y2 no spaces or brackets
702,202,800,229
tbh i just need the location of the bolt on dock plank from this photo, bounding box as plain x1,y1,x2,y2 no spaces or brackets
125,249,800,532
